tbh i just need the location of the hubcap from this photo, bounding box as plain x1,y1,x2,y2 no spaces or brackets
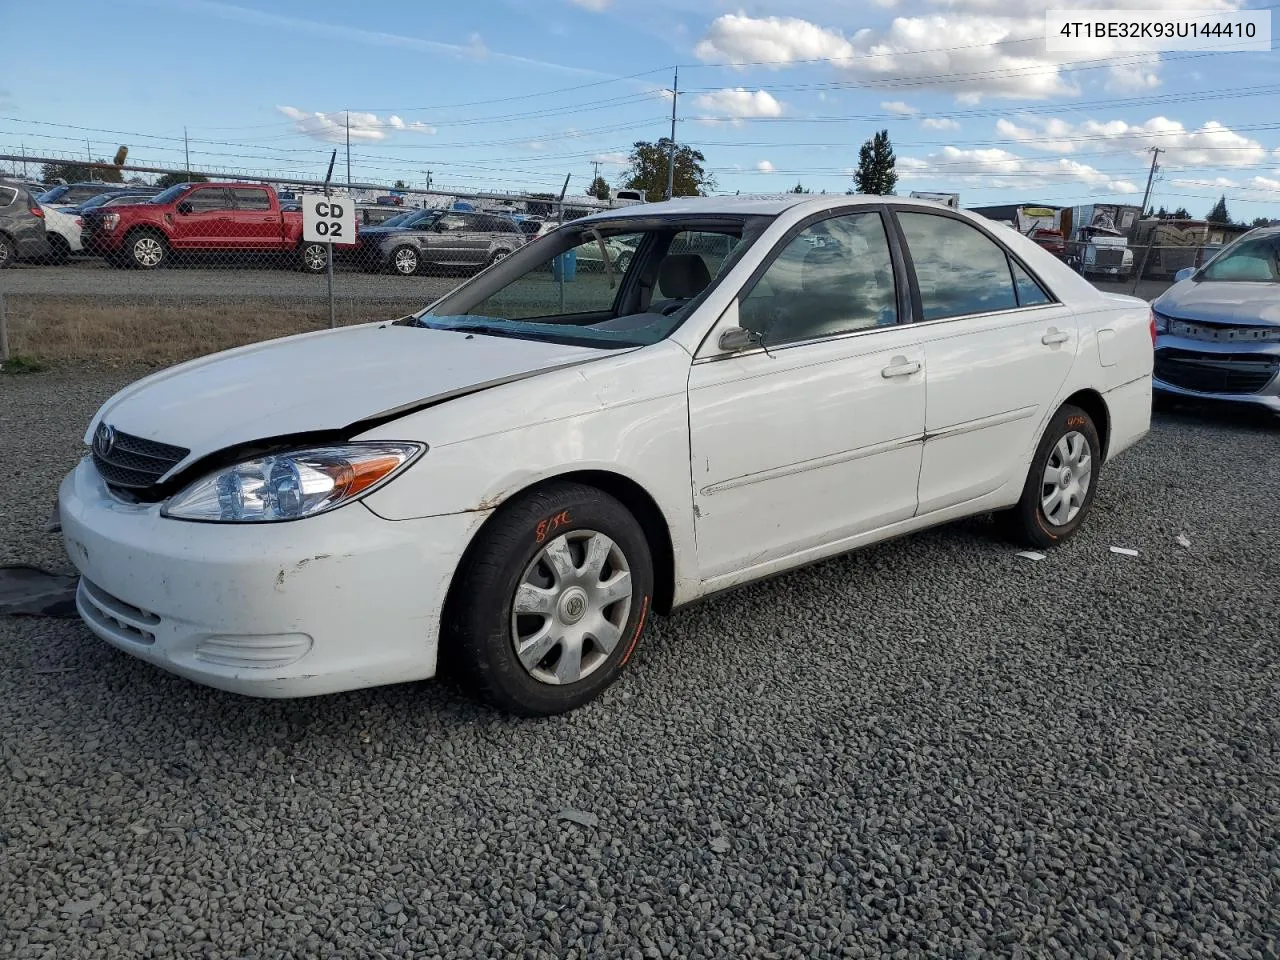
510,529,633,686
394,250,417,274
135,238,162,267
305,246,326,270
1041,430,1092,527
0,242,9,266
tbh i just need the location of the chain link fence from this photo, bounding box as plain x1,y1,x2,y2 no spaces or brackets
0,157,623,367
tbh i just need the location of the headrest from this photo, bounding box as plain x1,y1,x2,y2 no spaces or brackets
658,253,712,300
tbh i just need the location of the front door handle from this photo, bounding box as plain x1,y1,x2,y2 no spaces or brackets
881,358,921,378
1042,328,1071,345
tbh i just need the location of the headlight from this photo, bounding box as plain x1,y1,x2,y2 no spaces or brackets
1151,309,1170,334
162,443,423,523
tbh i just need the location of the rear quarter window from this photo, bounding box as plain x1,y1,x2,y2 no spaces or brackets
0,187,16,207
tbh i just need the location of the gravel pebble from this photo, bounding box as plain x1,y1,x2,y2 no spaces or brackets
1,367,1277,959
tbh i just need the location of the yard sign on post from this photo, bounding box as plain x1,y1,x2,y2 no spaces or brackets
303,150,355,329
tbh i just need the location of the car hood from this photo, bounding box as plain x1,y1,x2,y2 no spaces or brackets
1155,280,1280,326
88,323,618,463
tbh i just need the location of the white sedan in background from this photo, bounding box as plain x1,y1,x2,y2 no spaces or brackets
59,195,1153,715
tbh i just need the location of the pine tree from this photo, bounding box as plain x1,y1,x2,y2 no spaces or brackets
1206,194,1231,224
853,130,898,196
587,175,611,200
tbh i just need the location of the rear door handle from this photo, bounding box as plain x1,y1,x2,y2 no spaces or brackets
1042,328,1071,345
881,358,921,378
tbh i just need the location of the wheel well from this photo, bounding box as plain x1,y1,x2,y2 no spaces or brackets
454,470,677,616
1062,388,1110,459
124,225,166,244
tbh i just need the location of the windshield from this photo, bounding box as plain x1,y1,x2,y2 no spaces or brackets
77,192,123,211
149,184,192,205
1199,233,1280,282
379,210,433,228
39,185,69,203
408,215,767,348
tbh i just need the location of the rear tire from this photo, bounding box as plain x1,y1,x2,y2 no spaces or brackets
0,233,15,269
389,245,420,276
441,481,654,716
45,233,71,265
996,403,1101,549
299,242,329,274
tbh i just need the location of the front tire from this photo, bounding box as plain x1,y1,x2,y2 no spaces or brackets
125,230,168,270
0,233,16,269
45,233,71,265
442,481,654,716
997,403,1101,549
389,245,420,276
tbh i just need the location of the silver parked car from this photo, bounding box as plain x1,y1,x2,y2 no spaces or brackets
0,179,52,267
375,210,525,276
1151,225,1280,414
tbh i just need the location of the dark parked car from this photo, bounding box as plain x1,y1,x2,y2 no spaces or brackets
0,179,52,267
36,182,130,208
64,189,161,216
371,210,526,275
1151,225,1280,414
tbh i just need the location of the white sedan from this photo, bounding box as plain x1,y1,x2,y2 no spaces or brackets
58,195,1153,715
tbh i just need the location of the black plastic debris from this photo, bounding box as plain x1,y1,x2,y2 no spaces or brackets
0,566,79,619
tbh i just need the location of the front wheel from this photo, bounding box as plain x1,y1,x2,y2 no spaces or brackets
126,230,168,269
390,245,421,276
996,403,1101,549
0,234,15,269
486,248,511,268
442,481,654,716
299,242,329,274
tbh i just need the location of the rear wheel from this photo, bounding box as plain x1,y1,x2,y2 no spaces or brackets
125,230,168,269
0,234,14,269
442,481,654,716
996,403,1101,549
486,248,511,268
299,242,329,274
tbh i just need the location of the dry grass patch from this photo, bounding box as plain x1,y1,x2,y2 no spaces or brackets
5,296,421,365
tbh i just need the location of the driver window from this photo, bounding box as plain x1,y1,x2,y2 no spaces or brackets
739,212,898,348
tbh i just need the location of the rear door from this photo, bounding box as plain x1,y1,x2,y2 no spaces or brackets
171,187,235,248
893,208,1078,514
423,212,470,267
231,187,279,248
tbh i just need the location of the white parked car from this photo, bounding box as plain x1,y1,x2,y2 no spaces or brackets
41,204,83,261
58,196,1154,715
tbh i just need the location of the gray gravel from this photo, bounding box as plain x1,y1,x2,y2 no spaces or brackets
2,367,1278,959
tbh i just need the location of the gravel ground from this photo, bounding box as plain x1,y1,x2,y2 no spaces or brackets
1,367,1277,959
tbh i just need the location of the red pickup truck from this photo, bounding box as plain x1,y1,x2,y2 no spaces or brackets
82,182,333,272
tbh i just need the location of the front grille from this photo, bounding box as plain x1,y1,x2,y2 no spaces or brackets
1094,249,1127,267
1164,317,1280,344
78,578,160,646
91,426,189,492
1155,348,1280,395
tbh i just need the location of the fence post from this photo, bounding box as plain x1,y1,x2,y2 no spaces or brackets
1131,244,1154,297
0,290,9,363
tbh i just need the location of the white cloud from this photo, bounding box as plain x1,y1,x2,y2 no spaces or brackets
756,160,776,173
881,100,919,116
900,145,1140,193
278,106,434,142
593,151,629,166
568,0,610,9
691,88,784,125
694,5,1245,102
995,116,1268,167
922,117,960,131
1249,176,1280,191
527,140,546,151
1174,175,1280,192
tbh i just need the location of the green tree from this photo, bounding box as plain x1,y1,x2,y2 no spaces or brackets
393,179,407,189
587,175,611,200
622,138,714,200
40,161,123,184
853,129,897,195
154,171,209,188
1252,216,1276,228
791,182,810,194
1206,194,1231,224
1171,206,1191,219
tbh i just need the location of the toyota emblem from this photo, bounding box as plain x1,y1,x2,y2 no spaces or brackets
93,423,117,459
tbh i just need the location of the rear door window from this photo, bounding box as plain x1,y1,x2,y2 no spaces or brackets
896,212,1020,320
0,187,15,207
232,188,272,211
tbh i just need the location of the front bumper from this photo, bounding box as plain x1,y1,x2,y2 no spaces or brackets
1153,334,1280,412
58,458,483,697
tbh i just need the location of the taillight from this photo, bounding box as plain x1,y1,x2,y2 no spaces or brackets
30,205,44,219
102,213,120,232
75,218,83,226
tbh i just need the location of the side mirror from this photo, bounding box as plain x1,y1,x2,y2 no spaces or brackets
176,200,192,215
718,327,757,352
433,222,445,233
1174,267,1195,283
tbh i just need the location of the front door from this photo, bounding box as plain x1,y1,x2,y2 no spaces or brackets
171,186,234,248
688,209,926,582
893,209,1080,514
231,186,278,249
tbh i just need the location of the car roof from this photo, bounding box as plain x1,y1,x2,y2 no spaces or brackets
577,193,975,224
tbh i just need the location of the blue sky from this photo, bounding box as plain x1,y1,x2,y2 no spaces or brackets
3,0,1278,220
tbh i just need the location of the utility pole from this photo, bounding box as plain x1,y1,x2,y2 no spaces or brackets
665,66,678,201
1140,147,1162,215
345,110,352,188
184,127,191,181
